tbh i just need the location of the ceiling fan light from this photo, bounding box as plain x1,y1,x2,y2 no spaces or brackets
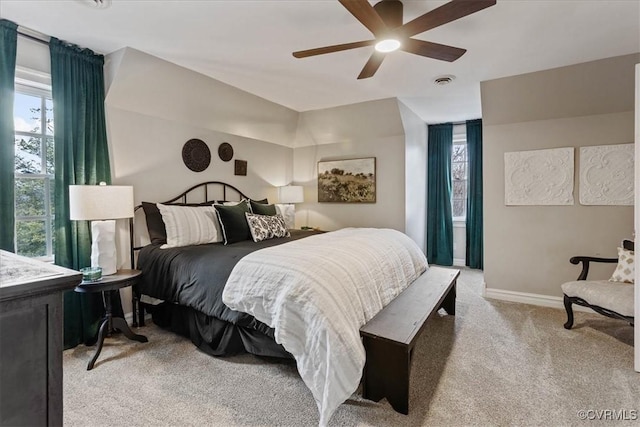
374,39,401,53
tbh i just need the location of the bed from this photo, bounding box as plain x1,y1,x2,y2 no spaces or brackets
134,181,304,358
133,181,429,425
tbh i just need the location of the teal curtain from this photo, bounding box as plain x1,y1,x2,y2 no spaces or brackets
50,37,113,349
426,123,453,266
465,119,483,269
0,20,18,252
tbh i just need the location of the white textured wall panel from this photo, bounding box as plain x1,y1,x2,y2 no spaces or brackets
504,147,574,205
579,143,634,205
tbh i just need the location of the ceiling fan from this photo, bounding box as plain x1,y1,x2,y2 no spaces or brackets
292,0,496,79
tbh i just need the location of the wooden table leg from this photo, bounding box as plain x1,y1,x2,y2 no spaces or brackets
87,319,109,371
87,290,147,370
112,317,147,343
132,293,138,328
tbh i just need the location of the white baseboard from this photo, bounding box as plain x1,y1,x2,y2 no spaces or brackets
453,258,465,267
484,288,592,313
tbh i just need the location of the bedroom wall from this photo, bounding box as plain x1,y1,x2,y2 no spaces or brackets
104,48,299,314
292,99,406,233
481,53,639,301
398,100,427,253
104,47,297,205
105,47,299,147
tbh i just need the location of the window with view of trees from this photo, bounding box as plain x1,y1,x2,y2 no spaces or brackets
451,130,467,220
14,86,54,259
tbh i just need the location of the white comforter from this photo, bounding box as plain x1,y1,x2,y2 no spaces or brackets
222,228,428,425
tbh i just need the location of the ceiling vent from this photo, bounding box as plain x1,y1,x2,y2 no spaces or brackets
79,0,112,9
433,75,456,86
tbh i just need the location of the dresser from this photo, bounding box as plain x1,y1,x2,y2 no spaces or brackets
0,250,82,426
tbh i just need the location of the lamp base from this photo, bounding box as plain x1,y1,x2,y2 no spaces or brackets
276,204,296,229
90,220,117,275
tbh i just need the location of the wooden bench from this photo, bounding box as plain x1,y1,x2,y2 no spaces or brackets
359,266,460,414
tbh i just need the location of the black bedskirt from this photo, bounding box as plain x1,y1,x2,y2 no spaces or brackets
147,302,293,359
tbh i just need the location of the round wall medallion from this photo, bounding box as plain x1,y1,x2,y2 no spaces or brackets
182,139,211,172
218,142,234,162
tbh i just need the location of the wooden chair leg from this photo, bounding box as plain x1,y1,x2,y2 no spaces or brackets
563,294,574,330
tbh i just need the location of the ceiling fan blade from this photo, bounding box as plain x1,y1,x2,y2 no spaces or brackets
293,40,375,58
357,51,386,79
401,38,466,62
398,0,497,38
339,0,388,37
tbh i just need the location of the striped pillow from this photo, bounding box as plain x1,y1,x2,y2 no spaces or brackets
157,204,222,248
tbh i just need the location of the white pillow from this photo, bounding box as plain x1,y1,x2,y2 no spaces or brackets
157,204,222,248
609,246,634,284
223,199,248,207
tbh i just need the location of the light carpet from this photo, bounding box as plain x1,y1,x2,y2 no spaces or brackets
63,268,638,426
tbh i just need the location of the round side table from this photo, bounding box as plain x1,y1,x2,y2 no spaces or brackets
74,269,148,370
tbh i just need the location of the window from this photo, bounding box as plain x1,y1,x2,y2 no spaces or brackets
14,83,54,259
451,125,467,221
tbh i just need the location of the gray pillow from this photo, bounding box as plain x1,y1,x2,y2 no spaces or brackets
250,200,277,216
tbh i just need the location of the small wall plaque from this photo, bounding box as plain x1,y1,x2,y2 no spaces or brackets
218,142,234,162
234,160,247,176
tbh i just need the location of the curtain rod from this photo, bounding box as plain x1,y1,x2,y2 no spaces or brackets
427,120,480,126
452,120,482,125
17,27,51,46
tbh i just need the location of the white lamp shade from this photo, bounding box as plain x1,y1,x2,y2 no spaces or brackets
278,185,304,204
69,185,134,220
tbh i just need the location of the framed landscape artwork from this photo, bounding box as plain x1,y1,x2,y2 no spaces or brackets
318,157,376,203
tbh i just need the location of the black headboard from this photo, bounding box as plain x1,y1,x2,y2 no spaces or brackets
156,181,249,205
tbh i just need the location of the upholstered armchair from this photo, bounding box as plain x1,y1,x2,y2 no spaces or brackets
561,240,635,329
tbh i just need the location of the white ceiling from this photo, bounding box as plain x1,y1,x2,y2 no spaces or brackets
1,0,639,123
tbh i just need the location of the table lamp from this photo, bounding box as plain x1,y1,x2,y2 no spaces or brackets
277,185,304,229
69,183,134,275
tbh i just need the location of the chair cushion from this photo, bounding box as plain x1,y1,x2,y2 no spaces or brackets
561,280,634,317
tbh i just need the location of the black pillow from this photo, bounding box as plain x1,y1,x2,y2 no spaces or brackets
214,202,251,244
141,201,216,245
141,202,167,245
251,198,268,204
250,200,277,216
